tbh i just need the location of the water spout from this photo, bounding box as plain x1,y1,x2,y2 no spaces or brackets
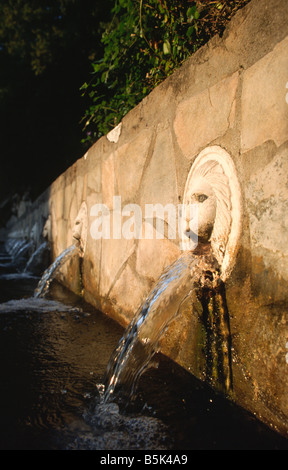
33,205,87,298
103,146,241,404
103,246,221,403
34,245,77,298
72,202,88,258
182,148,242,279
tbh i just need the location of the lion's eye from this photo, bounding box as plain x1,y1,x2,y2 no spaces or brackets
196,193,208,203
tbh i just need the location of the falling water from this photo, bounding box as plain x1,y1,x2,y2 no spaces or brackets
1,238,34,272
34,245,77,298
103,246,221,403
1,239,288,449
5,239,28,258
24,242,49,275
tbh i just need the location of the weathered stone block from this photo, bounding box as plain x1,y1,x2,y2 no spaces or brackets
109,264,150,321
241,36,288,152
86,145,102,195
101,153,115,210
136,223,180,282
173,72,239,159
245,145,288,287
140,126,178,207
100,237,135,297
114,128,152,203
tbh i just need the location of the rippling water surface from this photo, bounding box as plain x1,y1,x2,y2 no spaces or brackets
0,243,288,450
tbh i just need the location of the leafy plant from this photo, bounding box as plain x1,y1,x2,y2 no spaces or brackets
81,0,250,145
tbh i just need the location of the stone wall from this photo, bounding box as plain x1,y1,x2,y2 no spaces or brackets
5,0,288,437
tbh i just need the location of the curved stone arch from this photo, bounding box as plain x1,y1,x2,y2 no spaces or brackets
182,146,242,281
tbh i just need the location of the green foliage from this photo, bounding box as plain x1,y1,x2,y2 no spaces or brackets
0,0,66,74
81,0,202,143
81,0,250,145
0,0,112,75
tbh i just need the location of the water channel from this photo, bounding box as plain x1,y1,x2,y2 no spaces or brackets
0,241,287,450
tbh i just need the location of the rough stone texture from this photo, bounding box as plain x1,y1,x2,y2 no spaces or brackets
4,0,288,439
174,72,239,159
136,230,180,282
100,237,135,298
101,153,115,210
109,264,149,322
246,146,288,287
241,37,288,152
114,129,152,203
140,125,178,207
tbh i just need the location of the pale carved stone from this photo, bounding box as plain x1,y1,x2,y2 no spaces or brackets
42,215,52,243
72,201,88,257
182,146,242,281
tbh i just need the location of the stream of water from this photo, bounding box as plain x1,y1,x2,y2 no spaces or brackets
0,240,288,450
103,250,220,403
33,245,77,298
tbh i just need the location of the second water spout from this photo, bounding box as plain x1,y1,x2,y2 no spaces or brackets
34,245,77,298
